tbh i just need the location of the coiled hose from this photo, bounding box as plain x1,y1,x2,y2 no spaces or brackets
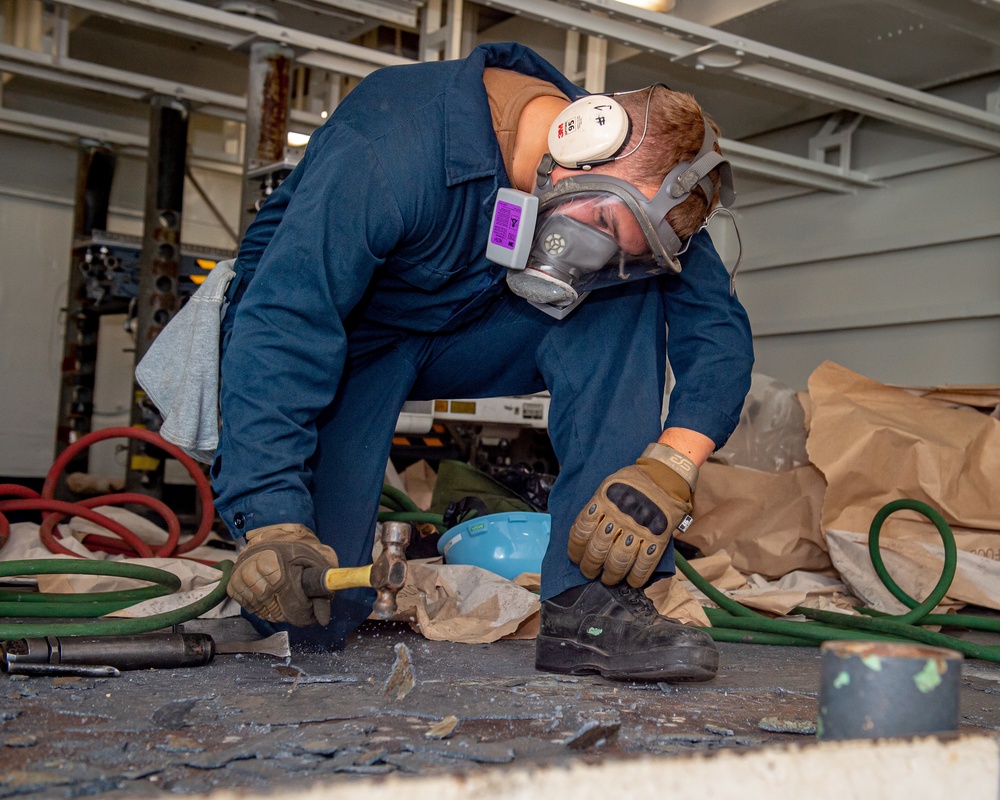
0,428,232,638
679,499,1000,663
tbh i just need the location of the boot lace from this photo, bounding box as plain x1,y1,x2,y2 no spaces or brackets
613,583,658,619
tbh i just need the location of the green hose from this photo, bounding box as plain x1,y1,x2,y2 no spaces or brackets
0,560,232,639
679,498,1000,664
0,559,181,617
379,485,445,530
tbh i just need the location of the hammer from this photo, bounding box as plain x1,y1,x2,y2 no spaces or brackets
301,521,411,619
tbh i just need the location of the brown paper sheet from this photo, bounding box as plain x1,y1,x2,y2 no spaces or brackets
660,551,857,625
401,460,437,511
902,385,1000,413
1,518,240,619
806,361,1000,609
679,462,832,579
808,361,1000,536
645,578,712,626
826,529,1000,613
393,561,540,644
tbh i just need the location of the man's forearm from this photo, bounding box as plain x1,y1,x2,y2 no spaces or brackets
657,427,715,467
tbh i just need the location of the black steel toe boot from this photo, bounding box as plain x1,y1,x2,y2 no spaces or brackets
535,581,719,682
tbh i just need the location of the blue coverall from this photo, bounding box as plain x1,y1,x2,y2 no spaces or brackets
214,42,754,646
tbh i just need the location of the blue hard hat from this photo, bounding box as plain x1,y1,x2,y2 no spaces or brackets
437,512,550,581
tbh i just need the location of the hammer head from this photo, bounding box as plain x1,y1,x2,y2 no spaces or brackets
369,521,411,619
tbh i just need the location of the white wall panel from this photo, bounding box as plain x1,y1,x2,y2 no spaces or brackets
0,193,72,476
0,134,239,477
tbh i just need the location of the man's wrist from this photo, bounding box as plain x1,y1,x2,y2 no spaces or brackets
641,442,699,491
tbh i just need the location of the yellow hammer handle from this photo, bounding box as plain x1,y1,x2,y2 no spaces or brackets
322,564,373,592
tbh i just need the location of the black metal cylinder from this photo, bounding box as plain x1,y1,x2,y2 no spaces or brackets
127,95,189,496
817,640,962,741
54,143,117,470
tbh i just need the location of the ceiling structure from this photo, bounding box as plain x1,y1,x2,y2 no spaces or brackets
1,0,998,204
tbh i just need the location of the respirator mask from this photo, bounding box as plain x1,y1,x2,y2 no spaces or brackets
486,88,739,318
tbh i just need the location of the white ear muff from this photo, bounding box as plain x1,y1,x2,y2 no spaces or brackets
547,95,631,169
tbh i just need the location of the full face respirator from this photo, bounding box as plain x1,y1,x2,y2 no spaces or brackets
486,87,738,318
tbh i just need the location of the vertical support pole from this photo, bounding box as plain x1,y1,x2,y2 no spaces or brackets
584,36,607,94
238,41,293,239
126,95,189,496
563,30,607,92
54,141,116,474
419,0,467,62
564,29,582,81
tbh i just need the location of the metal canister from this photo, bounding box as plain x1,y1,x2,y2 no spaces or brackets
817,640,963,741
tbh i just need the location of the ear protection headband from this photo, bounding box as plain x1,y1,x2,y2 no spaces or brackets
548,84,686,170
547,94,632,170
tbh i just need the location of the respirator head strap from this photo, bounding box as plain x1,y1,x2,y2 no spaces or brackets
667,118,735,209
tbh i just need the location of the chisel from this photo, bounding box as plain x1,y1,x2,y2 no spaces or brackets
0,631,290,674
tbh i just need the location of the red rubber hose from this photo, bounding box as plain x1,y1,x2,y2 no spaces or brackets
0,427,216,559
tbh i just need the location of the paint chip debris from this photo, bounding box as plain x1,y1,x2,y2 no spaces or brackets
383,643,416,700
564,720,621,750
425,715,460,739
758,717,817,735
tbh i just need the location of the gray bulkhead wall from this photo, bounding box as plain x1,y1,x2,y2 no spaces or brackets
731,120,1000,391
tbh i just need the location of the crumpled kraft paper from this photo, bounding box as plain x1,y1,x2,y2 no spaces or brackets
903,385,1000,416
66,506,236,564
808,360,1000,536
667,550,858,617
393,561,540,644
679,461,832,579
401,459,437,511
806,361,1000,609
645,578,711,626
826,529,1000,613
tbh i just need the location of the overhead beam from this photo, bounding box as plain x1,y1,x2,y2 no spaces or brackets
0,43,325,127
0,108,246,175
303,0,418,29
50,0,416,78
573,0,1000,129
721,139,881,193
479,0,1000,151
0,107,147,148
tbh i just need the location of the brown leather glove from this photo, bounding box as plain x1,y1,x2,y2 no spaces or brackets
227,523,339,627
568,443,698,588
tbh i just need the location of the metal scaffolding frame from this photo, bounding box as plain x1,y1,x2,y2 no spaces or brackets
1,0,998,192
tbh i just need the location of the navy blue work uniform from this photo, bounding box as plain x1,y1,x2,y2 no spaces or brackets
214,42,754,646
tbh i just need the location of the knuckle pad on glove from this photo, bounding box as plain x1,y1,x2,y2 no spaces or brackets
628,546,661,588
257,598,285,622
580,522,620,579
568,521,597,564
568,501,602,564
603,532,641,585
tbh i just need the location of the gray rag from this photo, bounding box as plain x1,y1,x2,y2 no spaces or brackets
134,259,236,464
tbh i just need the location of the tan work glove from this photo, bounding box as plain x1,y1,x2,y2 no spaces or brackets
227,523,340,627
568,443,698,588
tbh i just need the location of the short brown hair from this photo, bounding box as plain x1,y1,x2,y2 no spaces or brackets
598,87,722,238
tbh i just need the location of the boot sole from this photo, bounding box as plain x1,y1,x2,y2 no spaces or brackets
535,635,719,682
